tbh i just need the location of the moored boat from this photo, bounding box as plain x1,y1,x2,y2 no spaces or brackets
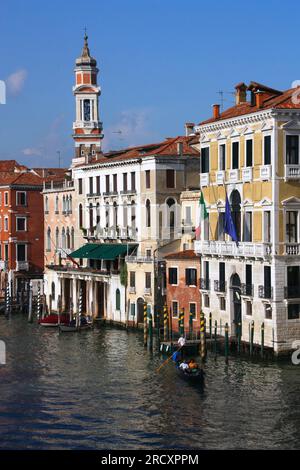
175,364,205,384
59,317,93,333
39,314,69,327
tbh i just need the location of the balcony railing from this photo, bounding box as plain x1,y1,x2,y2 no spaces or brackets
260,165,271,180
85,227,137,241
216,170,225,185
103,190,118,197
194,240,272,258
126,256,153,264
199,278,210,291
241,283,254,297
284,286,300,299
258,285,273,299
214,280,227,293
285,164,300,180
242,167,252,182
228,169,239,183
128,286,136,294
16,261,29,272
285,243,300,255
120,189,137,195
144,288,152,296
200,173,210,187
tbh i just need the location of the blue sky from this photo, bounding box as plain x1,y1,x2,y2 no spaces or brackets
0,0,299,167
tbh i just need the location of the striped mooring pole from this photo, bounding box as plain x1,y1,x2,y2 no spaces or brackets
224,322,229,363
155,309,160,351
78,288,83,327
36,283,41,320
163,304,168,341
179,308,185,337
148,311,153,351
143,302,148,348
199,311,206,361
5,282,10,318
27,282,33,323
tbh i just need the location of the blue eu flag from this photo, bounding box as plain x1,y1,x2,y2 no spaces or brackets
224,194,238,243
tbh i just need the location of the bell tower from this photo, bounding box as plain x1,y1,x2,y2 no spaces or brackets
72,32,103,166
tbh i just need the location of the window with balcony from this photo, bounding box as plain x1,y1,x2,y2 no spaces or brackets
243,264,253,296
116,289,120,311
78,178,83,195
232,142,239,169
264,266,272,298
79,204,83,228
113,174,118,192
131,172,136,191
145,272,151,289
264,135,271,165
243,211,252,242
219,262,226,292
89,177,93,195
286,211,298,243
106,175,110,193
96,176,100,194
123,173,127,192
286,135,299,164
185,268,197,286
219,144,226,171
4,244,8,261
169,267,178,285
145,170,151,189
201,147,209,173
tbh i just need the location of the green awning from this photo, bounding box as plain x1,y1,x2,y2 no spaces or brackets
70,243,138,260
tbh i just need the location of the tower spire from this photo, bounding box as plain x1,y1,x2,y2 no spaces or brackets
82,28,90,58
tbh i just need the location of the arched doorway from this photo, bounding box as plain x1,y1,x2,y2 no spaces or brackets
137,297,144,324
230,190,241,241
231,273,241,334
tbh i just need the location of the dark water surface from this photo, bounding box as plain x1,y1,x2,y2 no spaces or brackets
0,316,299,450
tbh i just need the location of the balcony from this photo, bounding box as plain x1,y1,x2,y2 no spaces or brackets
285,164,300,180
258,285,273,299
242,167,252,182
214,279,227,293
144,288,152,296
285,243,300,255
128,286,136,294
120,189,137,195
199,278,210,291
57,248,72,259
85,227,137,241
194,240,272,258
0,260,8,271
216,171,225,185
16,261,29,271
284,285,300,299
200,173,210,187
228,169,239,183
241,283,254,297
87,192,101,198
260,165,271,180
103,190,118,197
126,256,153,264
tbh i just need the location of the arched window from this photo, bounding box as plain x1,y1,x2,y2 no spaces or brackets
47,227,51,251
62,227,66,249
113,202,118,228
167,198,176,239
131,201,136,229
55,196,59,213
146,199,151,227
105,202,110,228
51,282,56,301
79,204,83,228
116,288,120,311
89,203,94,230
66,227,70,249
62,196,66,213
71,227,75,250
230,190,241,241
55,227,59,249
69,195,72,214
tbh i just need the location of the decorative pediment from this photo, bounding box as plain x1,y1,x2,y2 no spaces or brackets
216,131,226,140
229,128,240,138
200,134,210,143
258,197,272,207
242,199,254,207
241,126,254,136
282,196,300,206
260,121,273,132
281,120,300,131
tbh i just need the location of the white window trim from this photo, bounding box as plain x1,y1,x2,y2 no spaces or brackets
284,132,300,165
218,142,226,171
284,208,300,244
189,301,197,319
262,132,272,166
231,138,240,170
16,191,27,206
169,266,178,286
4,192,8,206
186,266,197,287
244,137,253,168
16,243,28,262
4,217,8,232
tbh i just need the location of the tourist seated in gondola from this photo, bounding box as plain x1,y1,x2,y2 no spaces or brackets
187,359,199,371
179,361,189,371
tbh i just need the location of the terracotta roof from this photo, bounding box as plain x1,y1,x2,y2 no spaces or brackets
164,250,199,260
199,83,300,125
0,171,43,187
74,136,199,168
0,160,28,172
33,168,69,182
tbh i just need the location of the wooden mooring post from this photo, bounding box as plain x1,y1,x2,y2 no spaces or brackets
250,320,254,356
224,322,229,363
27,283,33,323
261,322,264,358
148,312,153,351
199,311,206,362
163,304,168,341
143,302,148,348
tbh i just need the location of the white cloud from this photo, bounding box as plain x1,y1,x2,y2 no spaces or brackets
6,69,27,96
22,147,43,157
103,108,155,151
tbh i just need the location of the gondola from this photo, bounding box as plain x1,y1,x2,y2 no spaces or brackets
175,365,205,384
39,314,69,327
59,317,93,333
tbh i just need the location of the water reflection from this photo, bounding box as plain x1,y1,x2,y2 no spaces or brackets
0,317,299,449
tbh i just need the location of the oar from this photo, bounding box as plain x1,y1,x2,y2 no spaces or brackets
156,346,182,373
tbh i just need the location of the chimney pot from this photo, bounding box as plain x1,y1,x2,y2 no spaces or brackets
212,104,220,120
185,122,195,136
235,82,247,105
255,90,264,108
177,141,183,156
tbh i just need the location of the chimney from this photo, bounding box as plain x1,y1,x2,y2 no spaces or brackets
212,104,220,120
185,122,195,136
255,90,264,108
235,82,247,105
177,141,183,156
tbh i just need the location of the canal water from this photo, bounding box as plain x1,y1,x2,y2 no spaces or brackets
0,316,300,450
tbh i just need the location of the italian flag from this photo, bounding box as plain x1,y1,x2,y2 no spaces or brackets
195,191,208,240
